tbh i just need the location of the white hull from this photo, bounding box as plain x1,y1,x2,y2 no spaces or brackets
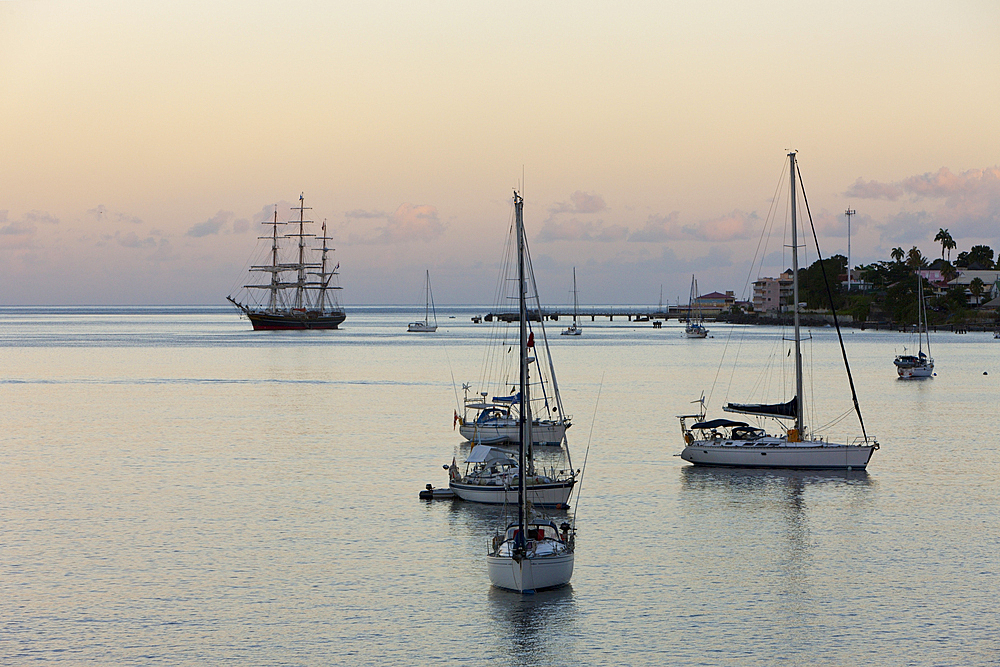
681,440,875,470
450,480,574,506
459,421,567,446
487,553,574,592
407,321,437,332
685,329,708,339
897,363,933,378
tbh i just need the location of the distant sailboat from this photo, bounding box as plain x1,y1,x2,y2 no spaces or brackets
894,274,933,378
407,270,438,333
561,267,583,336
684,276,708,338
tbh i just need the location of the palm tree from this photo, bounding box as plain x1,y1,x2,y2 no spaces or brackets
941,263,958,284
970,277,985,306
944,237,957,261
906,246,926,270
934,228,954,260
891,247,905,263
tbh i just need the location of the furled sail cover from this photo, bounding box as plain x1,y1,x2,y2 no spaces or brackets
724,397,797,419
690,418,748,430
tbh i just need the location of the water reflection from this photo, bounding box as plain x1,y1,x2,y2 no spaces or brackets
486,585,578,667
422,498,580,664
679,465,874,492
678,465,877,608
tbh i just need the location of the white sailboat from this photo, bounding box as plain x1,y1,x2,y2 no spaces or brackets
407,270,438,333
446,444,576,506
561,267,583,336
486,190,575,593
450,192,576,506
677,152,879,470
894,275,933,378
457,220,573,448
684,275,709,338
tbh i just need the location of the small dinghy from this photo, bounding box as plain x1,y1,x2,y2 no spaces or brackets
418,484,455,500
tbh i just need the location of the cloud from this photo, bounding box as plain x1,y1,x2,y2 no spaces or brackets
346,208,390,219
148,238,178,263
116,231,157,248
349,203,445,244
23,210,59,225
187,210,234,237
0,216,37,250
877,210,935,245
233,218,250,234
1,221,35,236
549,191,607,215
627,212,681,242
252,203,285,224
689,210,757,242
846,166,1000,201
804,209,851,238
536,218,628,242
852,166,1000,240
843,179,905,201
87,204,143,225
627,210,759,243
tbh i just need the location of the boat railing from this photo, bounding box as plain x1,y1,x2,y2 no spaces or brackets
850,435,877,448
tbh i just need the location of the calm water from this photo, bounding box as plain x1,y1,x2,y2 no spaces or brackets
2,306,998,666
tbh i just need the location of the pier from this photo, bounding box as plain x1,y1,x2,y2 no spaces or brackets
481,304,697,322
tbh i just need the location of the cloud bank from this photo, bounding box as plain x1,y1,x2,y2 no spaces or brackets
349,203,446,244
187,210,234,237
627,210,756,243
549,191,607,215
536,218,628,242
848,166,1000,240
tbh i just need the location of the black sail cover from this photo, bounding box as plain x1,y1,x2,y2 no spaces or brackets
724,397,797,419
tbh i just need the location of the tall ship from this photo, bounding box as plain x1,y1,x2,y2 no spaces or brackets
227,194,346,330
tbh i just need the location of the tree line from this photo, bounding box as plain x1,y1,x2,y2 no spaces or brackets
778,228,996,326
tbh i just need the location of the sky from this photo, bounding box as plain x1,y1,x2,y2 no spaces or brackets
1,0,998,306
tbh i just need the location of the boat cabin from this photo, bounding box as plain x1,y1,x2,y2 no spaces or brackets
679,417,767,443
504,521,563,543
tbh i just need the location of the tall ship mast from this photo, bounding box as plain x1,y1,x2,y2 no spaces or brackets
227,194,346,330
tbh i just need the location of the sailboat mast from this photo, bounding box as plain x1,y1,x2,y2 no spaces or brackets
319,219,328,313
789,151,805,434
425,270,431,323
687,275,695,321
269,208,280,311
919,275,930,357
295,194,307,310
572,267,578,325
515,191,529,548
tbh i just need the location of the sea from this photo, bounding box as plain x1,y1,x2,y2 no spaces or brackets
1,305,998,666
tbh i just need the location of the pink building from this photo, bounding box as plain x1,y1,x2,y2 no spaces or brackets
753,271,793,312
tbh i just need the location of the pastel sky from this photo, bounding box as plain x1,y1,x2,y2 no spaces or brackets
1,0,998,306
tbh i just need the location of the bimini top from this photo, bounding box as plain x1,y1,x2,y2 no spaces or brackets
465,444,517,465
690,418,749,430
